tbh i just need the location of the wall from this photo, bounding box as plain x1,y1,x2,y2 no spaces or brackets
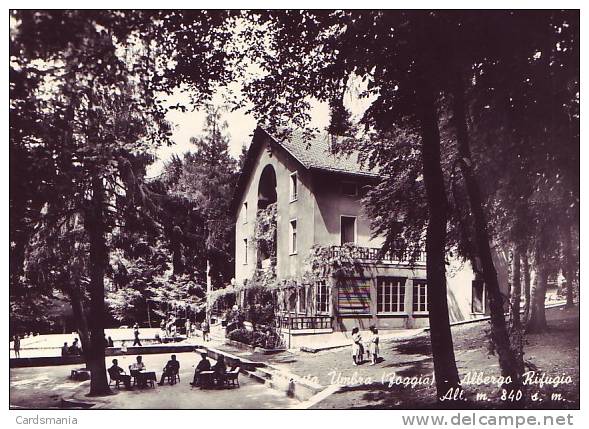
312,171,383,248
234,137,316,285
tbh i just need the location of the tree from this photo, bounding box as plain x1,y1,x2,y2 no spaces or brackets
11,10,238,395
11,11,166,395
233,10,462,398
163,105,239,294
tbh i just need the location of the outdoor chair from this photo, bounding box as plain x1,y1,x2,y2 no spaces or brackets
163,369,180,385
108,369,121,389
224,366,240,387
129,366,140,387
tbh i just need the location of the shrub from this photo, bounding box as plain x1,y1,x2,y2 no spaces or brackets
228,327,286,350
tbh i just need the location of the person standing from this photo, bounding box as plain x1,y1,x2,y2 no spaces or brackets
351,327,364,366
185,319,191,338
368,326,380,366
202,319,210,342
13,335,20,358
133,323,142,346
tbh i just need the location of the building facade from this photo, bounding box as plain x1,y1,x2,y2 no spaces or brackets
232,126,504,338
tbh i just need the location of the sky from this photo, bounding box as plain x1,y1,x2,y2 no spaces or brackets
146,75,374,178
146,88,332,178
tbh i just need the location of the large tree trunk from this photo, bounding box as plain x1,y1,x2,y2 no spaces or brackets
451,73,522,388
526,250,548,333
416,78,461,400
68,282,91,368
562,223,575,308
522,249,531,324
508,247,524,376
84,176,111,396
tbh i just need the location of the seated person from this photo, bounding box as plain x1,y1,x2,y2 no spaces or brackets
61,342,69,356
158,354,180,385
108,359,131,388
130,355,145,371
68,338,81,355
130,355,147,387
212,355,227,386
190,353,211,387
107,336,114,347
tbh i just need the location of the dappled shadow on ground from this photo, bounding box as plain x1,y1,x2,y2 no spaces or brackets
313,306,579,409
391,336,431,356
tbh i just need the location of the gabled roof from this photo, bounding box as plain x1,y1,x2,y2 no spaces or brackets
230,126,379,216
274,129,379,178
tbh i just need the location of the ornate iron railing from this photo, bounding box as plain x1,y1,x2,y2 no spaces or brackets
327,245,426,264
276,314,333,330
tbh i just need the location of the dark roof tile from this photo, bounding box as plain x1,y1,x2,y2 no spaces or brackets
270,129,379,177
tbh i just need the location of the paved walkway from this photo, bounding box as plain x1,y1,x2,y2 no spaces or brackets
10,351,299,409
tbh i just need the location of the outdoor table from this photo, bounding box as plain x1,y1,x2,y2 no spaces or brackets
198,370,215,388
136,370,157,388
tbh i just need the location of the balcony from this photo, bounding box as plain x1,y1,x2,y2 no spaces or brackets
327,245,426,264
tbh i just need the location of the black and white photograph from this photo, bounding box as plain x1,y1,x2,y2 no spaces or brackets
8,7,580,417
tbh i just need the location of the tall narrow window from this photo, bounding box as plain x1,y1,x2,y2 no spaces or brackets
298,286,306,314
289,219,297,254
243,238,248,264
242,202,248,223
412,280,428,312
340,216,356,245
377,277,406,313
316,280,330,314
289,172,298,201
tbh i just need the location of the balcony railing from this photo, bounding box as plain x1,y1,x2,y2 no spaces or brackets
276,314,333,330
327,245,426,264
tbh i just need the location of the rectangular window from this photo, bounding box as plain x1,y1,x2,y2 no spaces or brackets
377,277,406,313
289,172,298,201
412,280,428,313
287,286,297,313
243,239,248,264
341,181,358,196
316,281,330,314
298,286,306,314
340,216,356,245
289,219,297,254
242,202,248,223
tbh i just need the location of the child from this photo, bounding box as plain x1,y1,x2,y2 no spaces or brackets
368,325,380,365
351,327,364,365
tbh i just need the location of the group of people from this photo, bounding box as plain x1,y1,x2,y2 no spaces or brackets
108,352,232,390
104,335,115,348
160,315,177,338
189,353,227,387
61,338,82,356
158,316,211,341
351,326,380,366
108,354,181,389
